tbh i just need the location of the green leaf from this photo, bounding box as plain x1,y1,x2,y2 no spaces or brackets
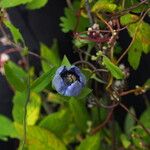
124,107,136,135
0,0,32,8
125,18,150,69
69,97,90,132
4,20,24,45
76,87,92,100
103,56,124,79
26,0,48,10
61,55,71,67
31,67,56,93
47,92,69,104
39,109,71,137
26,92,41,125
12,92,41,125
12,91,26,124
128,40,142,70
92,0,117,13
130,22,150,54
120,134,131,149
77,133,101,150
140,107,150,128
120,14,139,26
60,1,89,33
40,43,60,72
0,115,18,140
15,123,67,150
4,61,27,91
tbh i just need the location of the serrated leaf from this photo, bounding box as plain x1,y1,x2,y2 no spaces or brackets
39,109,71,137
0,0,32,8
69,97,90,132
77,133,101,150
26,0,48,10
125,107,136,135
103,56,124,79
4,20,24,45
4,61,27,91
12,92,41,125
41,42,60,72
61,55,71,66
0,115,18,140
92,0,117,13
120,14,139,26
15,123,67,150
60,1,89,33
31,67,56,93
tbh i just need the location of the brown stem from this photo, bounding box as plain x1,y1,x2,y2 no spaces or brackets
91,108,114,135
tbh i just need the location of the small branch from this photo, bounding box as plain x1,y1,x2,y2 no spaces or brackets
112,0,148,18
119,86,146,96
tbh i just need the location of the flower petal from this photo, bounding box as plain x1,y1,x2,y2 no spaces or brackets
64,81,83,96
52,74,67,95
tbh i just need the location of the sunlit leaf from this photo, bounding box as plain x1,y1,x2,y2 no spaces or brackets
15,123,67,150
0,0,32,8
39,109,71,137
92,0,117,13
77,133,101,150
26,93,41,125
26,0,48,9
12,92,41,126
120,134,131,149
120,14,139,26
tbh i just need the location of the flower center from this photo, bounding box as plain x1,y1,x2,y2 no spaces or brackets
66,73,77,83
61,71,79,85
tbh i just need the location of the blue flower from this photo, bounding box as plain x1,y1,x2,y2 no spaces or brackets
52,66,86,96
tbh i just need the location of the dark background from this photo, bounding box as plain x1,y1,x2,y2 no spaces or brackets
0,1,150,149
